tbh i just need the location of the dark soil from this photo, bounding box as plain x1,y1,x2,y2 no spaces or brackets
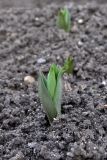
0,1,107,160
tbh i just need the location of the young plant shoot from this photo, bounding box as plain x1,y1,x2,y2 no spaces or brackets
38,57,73,124
56,7,71,32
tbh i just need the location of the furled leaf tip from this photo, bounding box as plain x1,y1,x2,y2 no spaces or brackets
57,7,71,32
47,64,56,99
62,56,74,74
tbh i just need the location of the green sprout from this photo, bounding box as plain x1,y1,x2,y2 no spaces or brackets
56,7,71,32
38,57,74,124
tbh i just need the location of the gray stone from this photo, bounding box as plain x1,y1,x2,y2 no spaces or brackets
37,58,46,64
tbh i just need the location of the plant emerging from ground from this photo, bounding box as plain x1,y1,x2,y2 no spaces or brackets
56,7,71,32
38,57,73,124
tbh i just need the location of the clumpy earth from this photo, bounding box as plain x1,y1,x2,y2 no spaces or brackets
0,1,107,160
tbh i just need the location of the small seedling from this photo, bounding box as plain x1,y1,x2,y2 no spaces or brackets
38,57,74,124
56,7,71,32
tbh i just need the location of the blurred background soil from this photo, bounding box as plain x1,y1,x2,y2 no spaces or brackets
0,0,106,8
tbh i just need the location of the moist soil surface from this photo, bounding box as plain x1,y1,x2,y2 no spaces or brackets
0,1,107,160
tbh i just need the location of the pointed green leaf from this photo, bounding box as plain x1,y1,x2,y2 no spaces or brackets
38,72,57,123
47,64,56,99
53,72,62,115
62,56,74,74
56,9,65,30
52,64,60,80
65,8,71,32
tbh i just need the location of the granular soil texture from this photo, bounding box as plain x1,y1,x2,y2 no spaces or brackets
0,2,107,160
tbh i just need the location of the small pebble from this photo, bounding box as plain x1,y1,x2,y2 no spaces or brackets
56,56,60,60
78,40,83,47
17,55,24,61
99,80,106,88
78,19,84,24
102,80,106,86
37,58,46,64
35,17,39,21
28,142,37,149
71,24,78,33
14,39,21,45
11,32,17,38
24,75,35,84
82,111,90,116
67,152,73,157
